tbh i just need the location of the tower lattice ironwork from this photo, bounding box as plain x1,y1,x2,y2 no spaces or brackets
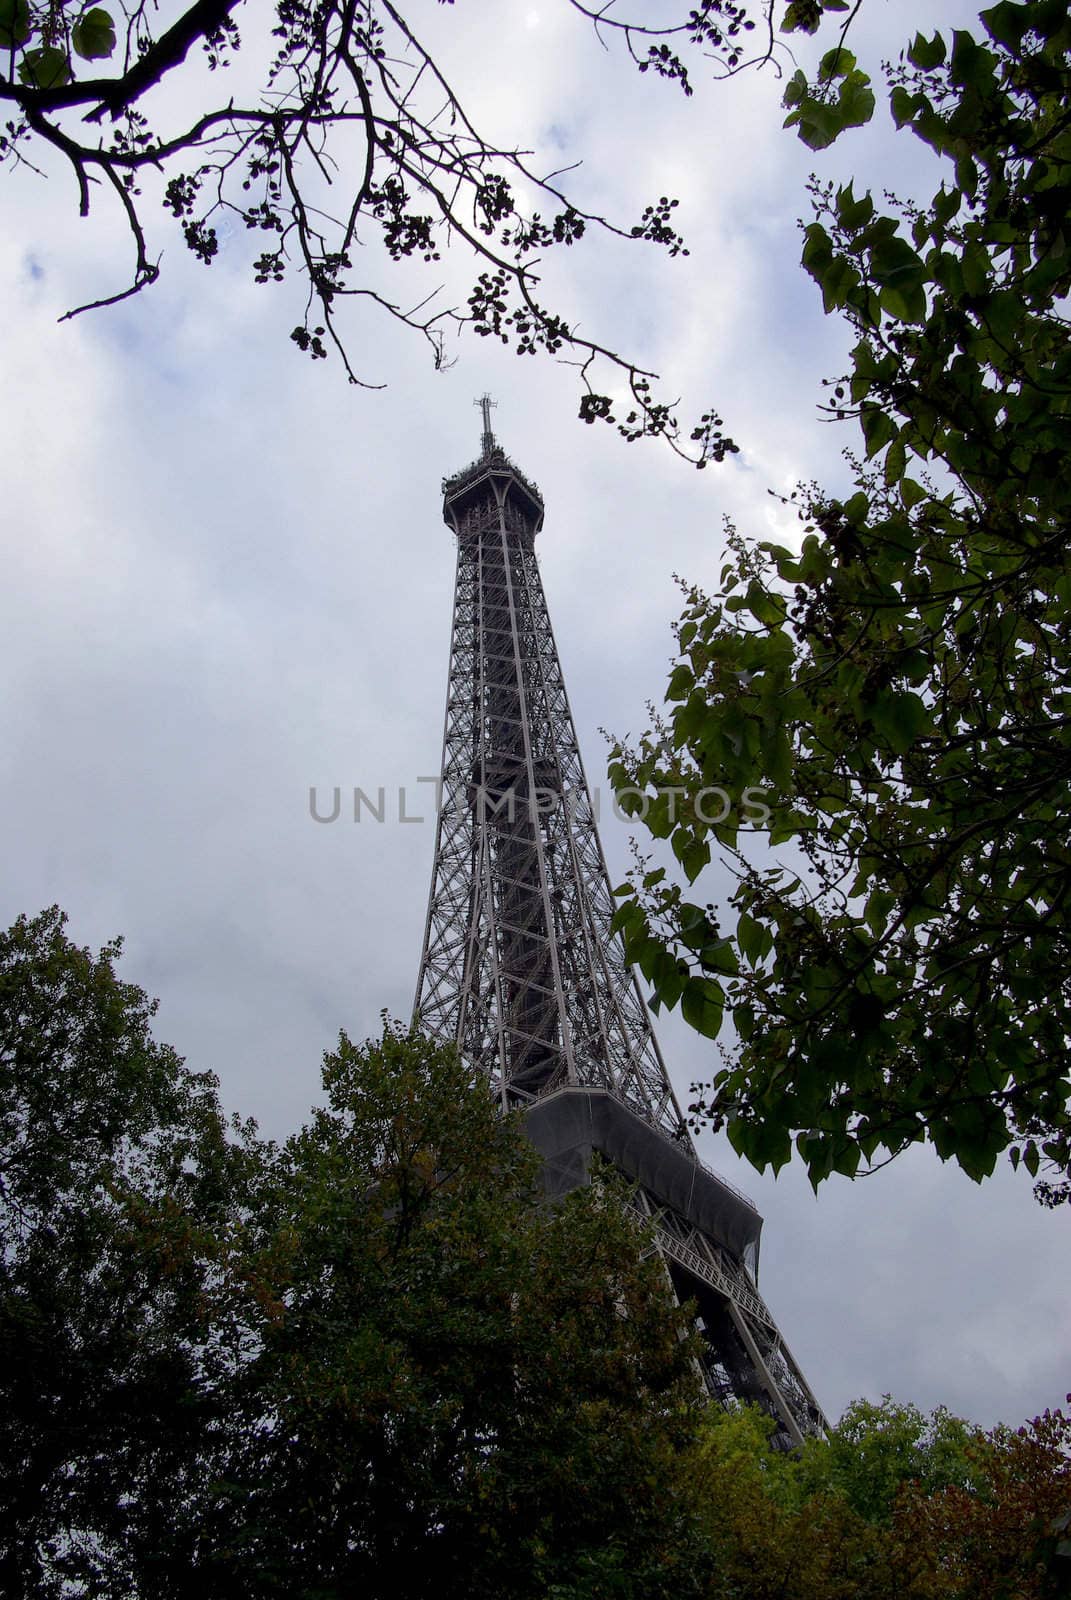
415,403,825,1446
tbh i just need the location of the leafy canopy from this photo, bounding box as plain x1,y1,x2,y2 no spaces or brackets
610,1,1071,1203
0,910,708,1599
685,1395,1071,1599
227,1022,710,1599
0,906,262,1599
5,908,1071,1597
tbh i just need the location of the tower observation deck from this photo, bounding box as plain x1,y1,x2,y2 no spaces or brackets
414,403,825,1446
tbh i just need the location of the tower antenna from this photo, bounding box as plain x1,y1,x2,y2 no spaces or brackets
475,393,498,458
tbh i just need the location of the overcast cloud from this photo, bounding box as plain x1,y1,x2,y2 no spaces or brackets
0,0,1066,1430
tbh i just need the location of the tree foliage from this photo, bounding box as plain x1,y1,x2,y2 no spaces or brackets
0,910,708,1599
220,1023,708,1599
796,1397,980,1526
4,908,1070,1596
891,1405,1071,1600
682,1404,889,1599
684,1397,1071,1600
0,906,261,1598
610,0,1071,1202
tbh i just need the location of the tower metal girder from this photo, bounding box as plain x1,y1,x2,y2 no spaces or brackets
414,421,826,1446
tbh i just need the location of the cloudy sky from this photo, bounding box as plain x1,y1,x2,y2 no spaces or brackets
1,0,1067,1429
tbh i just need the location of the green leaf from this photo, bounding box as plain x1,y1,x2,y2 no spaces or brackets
933,186,962,226
666,663,694,701
681,976,724,1040
880,279,927,324
869,234,927,323
17,45,72,88
0,0,31,48
785,62,875,150
832,1141,862,1178
636,936,671,984
868,691,929,754
678,901,709,937
838,72,875,130
72,6,117,60
610,901,643,936
836,183,874,232
646,792,674,841
865,889,895,937
652,956,687,1012
956,1141,1000,1183
782,67,808,109
961,242,989,298
781,0,822,35
768,809,813,846
801,221,833,277
980,3,1028,50
956,154,979,198
817,253,861,312
760,726,793,793
819,45,856,81
699,939,739,977
737,912,772,967
884,436,907,487
907,31,947,70
948,30,997,96
890,86,920,128
743,580,786,628
861,406,896,458
673,831,710,884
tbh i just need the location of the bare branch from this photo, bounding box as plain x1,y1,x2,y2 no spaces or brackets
0,0,773,457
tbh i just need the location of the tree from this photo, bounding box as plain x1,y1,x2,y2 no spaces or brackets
682,1404,891,1600
0,911,710,1598
609,1,1071,1202
5,909,1068,1596
890,1404,1071,1600
0,906,262,1598
218,1023,709,1599
796,1397,981,1527
0,0,874,455
683,1397,1071,1600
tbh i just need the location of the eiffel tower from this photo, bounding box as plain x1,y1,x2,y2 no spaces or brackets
414,400,825,1445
